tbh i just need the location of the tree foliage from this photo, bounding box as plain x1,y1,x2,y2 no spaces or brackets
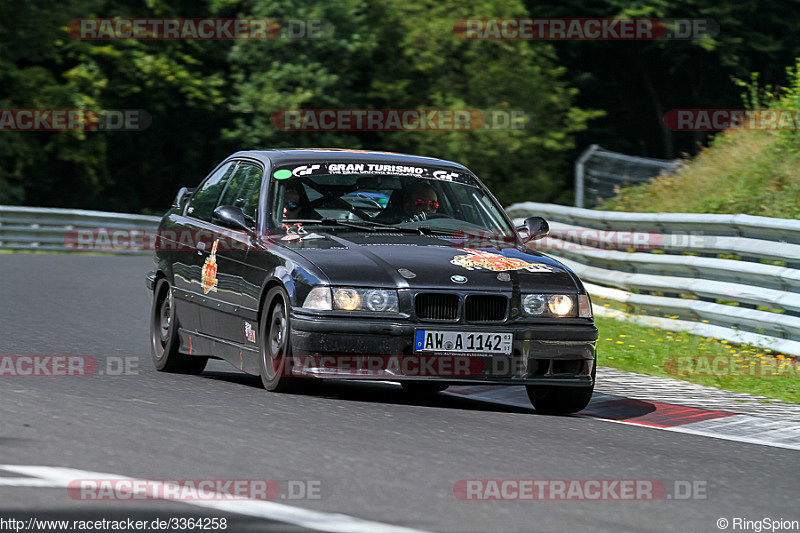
226,0,597,205
524,0,800,158
0,0,795,211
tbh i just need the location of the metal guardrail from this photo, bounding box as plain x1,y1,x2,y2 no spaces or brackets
574,145,681,208
509,202,800,244
0,206,160,253
4,203,800,355
508,201,800,356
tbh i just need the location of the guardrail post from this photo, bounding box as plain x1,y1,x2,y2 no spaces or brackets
574,144,599,209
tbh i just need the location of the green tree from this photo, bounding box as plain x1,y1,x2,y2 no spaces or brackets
0,0,231,211
524,0,800,159
224,0,598,205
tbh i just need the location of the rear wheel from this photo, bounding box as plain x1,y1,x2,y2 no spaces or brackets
402,382,449,394
259,287,296,392
526,363,595,414
150,278,207,374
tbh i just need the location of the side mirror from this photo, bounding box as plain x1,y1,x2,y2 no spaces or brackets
517,216,549,242
212,205,254,232
173,187,194,208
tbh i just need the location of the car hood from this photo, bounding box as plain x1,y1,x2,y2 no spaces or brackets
278,231,580,292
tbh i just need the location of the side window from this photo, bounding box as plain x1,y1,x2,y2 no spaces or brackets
187,162,236,222
217,162,263,220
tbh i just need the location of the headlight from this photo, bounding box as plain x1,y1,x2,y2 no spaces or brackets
548,294,573,316
578,294,592,318
333,288,362,310
363,289,398,312
318,287,399,312
521,294,576,317
303,286,332,310
522,294,547,316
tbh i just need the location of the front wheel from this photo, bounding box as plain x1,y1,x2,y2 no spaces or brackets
150,278,207,374
526,364,595,414
258,287,296,392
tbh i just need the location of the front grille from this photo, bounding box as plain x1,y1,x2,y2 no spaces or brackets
464,294,507,322
415,293,459,321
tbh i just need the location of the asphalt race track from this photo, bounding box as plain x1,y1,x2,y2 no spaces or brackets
1,253,798,532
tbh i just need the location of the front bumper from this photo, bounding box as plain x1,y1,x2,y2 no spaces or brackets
145,270,157,292
289,313,597,387
145,270,157,302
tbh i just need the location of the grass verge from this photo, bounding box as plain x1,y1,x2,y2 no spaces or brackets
600,62,800,219
596,315,800,404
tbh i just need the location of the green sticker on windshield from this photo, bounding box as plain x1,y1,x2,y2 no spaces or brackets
273,169,292,180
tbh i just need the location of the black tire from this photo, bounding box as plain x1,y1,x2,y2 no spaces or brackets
258,286,296,392
526,363,596,415
150,278,207,374
401,382,449,394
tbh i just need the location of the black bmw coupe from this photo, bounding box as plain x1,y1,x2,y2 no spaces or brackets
146,149,598,413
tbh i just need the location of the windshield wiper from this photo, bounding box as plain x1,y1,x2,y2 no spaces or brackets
415,226,458,236
349,220,465,236
284,218,422,234
440,229,520,247
283,218,468,237
320,219,388,232
332,219,442,235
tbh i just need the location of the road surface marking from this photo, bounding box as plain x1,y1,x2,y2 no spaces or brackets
0,465,431,533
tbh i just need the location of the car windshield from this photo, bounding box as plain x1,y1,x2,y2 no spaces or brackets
269,162,515,239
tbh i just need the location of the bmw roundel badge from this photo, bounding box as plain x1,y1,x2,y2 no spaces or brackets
450,275,467,283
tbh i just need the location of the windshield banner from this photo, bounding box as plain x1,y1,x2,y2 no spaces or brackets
273,162,475,184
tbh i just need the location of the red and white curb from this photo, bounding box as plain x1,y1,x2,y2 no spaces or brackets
446,385,800,452
596,367,800,421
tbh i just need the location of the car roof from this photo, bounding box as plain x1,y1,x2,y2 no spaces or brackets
226,148,472,172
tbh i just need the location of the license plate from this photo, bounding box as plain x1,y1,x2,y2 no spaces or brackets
414,330,513,354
